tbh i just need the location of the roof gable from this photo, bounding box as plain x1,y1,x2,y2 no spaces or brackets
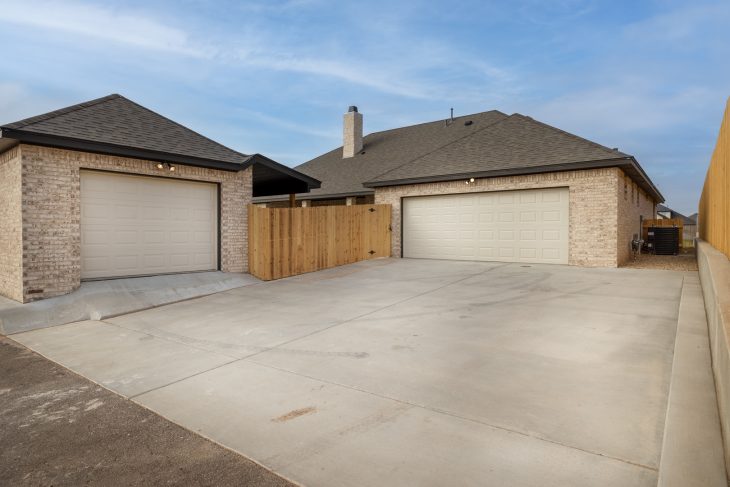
2,94,249,166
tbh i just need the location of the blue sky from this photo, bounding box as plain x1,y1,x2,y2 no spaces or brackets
1,0,728,214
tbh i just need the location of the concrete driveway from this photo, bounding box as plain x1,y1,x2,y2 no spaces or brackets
12,259,686,486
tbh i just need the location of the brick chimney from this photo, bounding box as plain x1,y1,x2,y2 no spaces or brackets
343,106,363,158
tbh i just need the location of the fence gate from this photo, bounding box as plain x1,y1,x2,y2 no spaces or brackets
248,204,392,280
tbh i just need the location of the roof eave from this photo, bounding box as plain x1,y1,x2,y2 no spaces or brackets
625,156,665,203
243,153,321,189
0,127,245,172
364,157,664,203
254,189,373,203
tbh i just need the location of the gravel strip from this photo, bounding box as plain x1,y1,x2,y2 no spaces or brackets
622,253,698,271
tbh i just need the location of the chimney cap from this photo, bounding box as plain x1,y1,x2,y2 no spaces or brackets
348,106,358,113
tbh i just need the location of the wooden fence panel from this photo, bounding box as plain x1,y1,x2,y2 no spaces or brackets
700,99,730,258
248,204,392,280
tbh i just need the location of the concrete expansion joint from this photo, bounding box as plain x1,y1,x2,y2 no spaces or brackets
238,263,512,363
247,359,659,473
96,318,241,361
119,263,514,401
128,357,243,400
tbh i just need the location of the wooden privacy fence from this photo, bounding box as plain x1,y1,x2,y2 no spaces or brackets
642,218,684,247
699,98,730,258
248,204,392,280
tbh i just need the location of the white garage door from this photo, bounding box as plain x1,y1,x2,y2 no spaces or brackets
81,171,218,279
403,187,569,264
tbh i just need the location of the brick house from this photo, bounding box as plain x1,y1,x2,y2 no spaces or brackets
256,107,663,267
0,94,319,303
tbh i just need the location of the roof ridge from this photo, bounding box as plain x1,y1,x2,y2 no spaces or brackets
295,110,508,170
3,94,121,129
366,112,514,183
368,109,508,137
511,113,628,158
115,95,251,158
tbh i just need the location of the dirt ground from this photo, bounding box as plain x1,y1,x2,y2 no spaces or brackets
622,249,698,271
0,337,292,487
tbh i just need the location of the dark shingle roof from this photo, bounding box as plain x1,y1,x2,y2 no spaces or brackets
367,114,630,184
293,110,509,198
2,94,250,165
262,109,662,202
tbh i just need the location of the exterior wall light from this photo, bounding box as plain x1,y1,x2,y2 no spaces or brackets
156,162,176,172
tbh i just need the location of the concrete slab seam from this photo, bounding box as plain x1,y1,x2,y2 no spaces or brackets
120,265,510,400
246,358,659,473
2,336,303,487
238,263,512,362
96,319,242,361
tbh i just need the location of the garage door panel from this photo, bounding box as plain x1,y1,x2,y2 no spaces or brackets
520,211,537,222
497,193,515,204
81,171,218,279
403,188,569,265
520,192,537,203
541,190,562,202
478,247,496,258
542,248,560,260
498,247,515,258
519,248,537,258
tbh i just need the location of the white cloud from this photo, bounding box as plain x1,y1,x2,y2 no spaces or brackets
0,1,209,57
234,107,340,139
0,83,66,124
623,2,730,44
0,0,517,102
531,83,718,137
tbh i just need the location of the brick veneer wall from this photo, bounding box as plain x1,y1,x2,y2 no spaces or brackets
15,144,252,303
374,167,624,267
0,146,23,302
616,169,656,265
